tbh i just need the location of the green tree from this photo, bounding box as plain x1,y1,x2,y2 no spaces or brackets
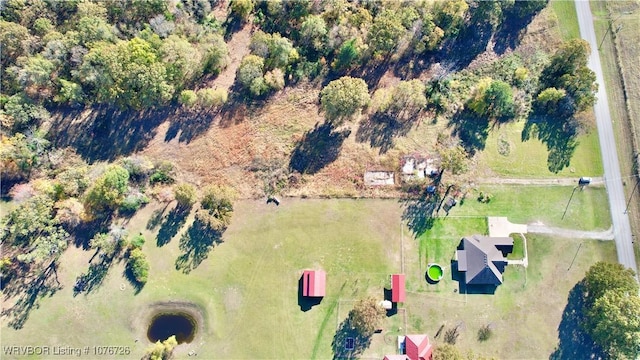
16,55,56,98
433,343,464,360
438,144,469,176
197,185,236,231
0,21,32,68
85,165,130,213
197,88,228,107
55,79,85,106
582,262,639,307
201,33,228,75
179,90,198,108
161,35,203,88
76,15,115,46
76,38,174,108
331,38,361,72
535,87,566,114
89,232,123,258
143,335,177,360
127,248,149,285
320,76,370,123
237,54,267,96
386,79,427,120
300,15,327,52
483,80,515,119
1,93,50,130
348,297,385,338
2,195,55,246
586,290,640,359
433,0,469,37
174,183,197,209
539,39,597,114
229,0,254,22
367,9,406,57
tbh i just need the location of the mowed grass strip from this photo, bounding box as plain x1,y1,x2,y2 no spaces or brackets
477,121,603,178
451,185,611,231
550,0,581,40
1,199,402,360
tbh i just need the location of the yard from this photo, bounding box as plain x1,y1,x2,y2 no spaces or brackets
1,188,615,359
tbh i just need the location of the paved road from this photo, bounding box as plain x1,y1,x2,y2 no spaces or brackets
575,0,638,276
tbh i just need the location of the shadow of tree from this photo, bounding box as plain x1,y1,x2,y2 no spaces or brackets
73,260,111,296
550,282,606,360
164,106,221,143
1,265,62,329
522,112,579,173
175,220,224,274
355,112,415,154
289,122,351,174
48,105,177,163
331,318,372,360
157,207,191,247
449,108,491,156
493,11,538,55
400,192,440,237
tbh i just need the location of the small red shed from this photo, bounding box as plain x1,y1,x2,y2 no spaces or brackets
405,334,433,360
302,270,326,297
391,274,406,303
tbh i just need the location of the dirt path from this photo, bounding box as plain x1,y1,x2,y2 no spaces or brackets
527,222,614,240
203,23,254,91
477,177,604,186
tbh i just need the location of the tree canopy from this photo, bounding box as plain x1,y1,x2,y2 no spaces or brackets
320,76,370,123
348,297,386,338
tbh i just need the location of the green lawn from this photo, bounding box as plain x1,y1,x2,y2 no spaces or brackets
476,121,604,178
508,235,526,260
1,192,615,359
452,185,611,231
1,199,403,360
550,0,581,40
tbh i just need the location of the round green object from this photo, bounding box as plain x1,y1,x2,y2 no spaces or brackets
427,263,444,282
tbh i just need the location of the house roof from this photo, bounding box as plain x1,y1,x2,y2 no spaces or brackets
391,274,406,302
405,334,433,360
457,235,513,285
302,270,326,297
383,355,409,360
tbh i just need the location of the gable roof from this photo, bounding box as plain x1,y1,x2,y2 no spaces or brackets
302,270,326,297
391,274,406,302
457,235,513,285
405,334,433,360
383,355,409,360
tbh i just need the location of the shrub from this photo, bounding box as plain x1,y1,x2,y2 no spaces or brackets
130,233,145,249
127,248,149,285
179,90,198,108
149,161,175,185
174,183,196,208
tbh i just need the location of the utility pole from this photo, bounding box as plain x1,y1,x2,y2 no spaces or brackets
599,11,632,50
624,178,640,214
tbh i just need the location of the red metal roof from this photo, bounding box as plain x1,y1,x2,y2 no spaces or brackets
391,274,406,303
405,335,432,360
302,270,326,297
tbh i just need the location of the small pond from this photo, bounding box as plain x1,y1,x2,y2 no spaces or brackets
147,312,197,344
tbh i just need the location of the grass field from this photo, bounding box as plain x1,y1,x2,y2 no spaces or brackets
1,199,404,360
1,185,614,359
403,230,616,358
476,121,604,177
550,0,581,40
450,185,611,231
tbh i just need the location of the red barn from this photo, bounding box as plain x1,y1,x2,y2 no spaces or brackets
302,270,326,297
405,334,433,360
391,274,406,303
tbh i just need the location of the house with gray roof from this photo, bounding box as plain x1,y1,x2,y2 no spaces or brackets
456,235,514,285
